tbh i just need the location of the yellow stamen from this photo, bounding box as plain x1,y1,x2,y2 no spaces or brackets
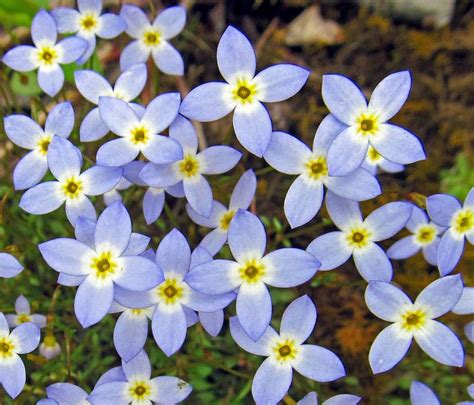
37,46,58,67
415,225,436,245
91,252,117,280
178,155,200,178
143,30,161,47
79,14,98,32
232,78,257,104
305,155,328,180
62,177,83,200
452,209,473,235
355,113,379,136
219,211,235,230
273,339,298,363
401,309,426,332
239,259,265,284
157,278,184,305
346,227,371,249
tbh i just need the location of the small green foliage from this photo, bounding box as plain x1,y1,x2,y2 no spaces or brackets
440,154,474,200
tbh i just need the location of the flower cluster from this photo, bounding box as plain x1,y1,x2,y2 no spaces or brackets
0,1,472,403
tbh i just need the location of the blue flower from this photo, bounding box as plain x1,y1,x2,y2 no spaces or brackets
140,115,242,217
114,229,235,356
0,253,23,278
187,210,320,340
5,295,46,329
88,350,192,403
321,71,425,176
426,188,474,275
387,206,446,266
264,115,381,228
307,191,413,281
230,295,345,404
19,137,122,226
297,392,361,405
0,313,40,399
119,5,186,74
75,64,147,142
52,0,126,64
4,102,74,190
38,202,163,327
2,10,88,97
365,274,464,373
362,145,404,175
97,93,183,167
410,381,440,405
186,169,257,255
180,26,310,157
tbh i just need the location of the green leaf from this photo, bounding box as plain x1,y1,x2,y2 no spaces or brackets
10,71,41,96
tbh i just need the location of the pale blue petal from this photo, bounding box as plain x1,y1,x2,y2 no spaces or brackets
113,312,148,361
452,287,474,315
186,289,235,312
78,0,102,13
74,70,112,104
19,182,64,215
123,233,150,256
94,202,131,255
0,253,23,278
426,194,461,227
437,230,464,276
323,394,362,405
46,383,89,403
80,108,109,142
0,353,25,399
46,102,74,138
387,236,419,260
365,281,412,322
57,37,88,64
252,358,292,405
229,169,257,210
58,273,86,286
38,66,64,97
115,256,162,291
119,40,150,71
186,200,224,228
229,316,276,356
149,376,192,403
186,260,240,294
113,286,157,309
122,161,147,186
263,248,319,288
2,46,37,72
414,274,463,318
15,295,30,314
322,74,367,124
96,138,139,167
183,306,198,327
4,114,43,149
47,136,81,181
156,229,191,277
13,152,48,190
378,159,405,173
142,135,184,164
325,191,363,231
199,146,241,174
217,26,256,82
353,243,392,282
228,210,266,262
143,188,165,224
255,64,310,102
10,322,40,353
325,168,381,201
190,246,213,268
368,71,411,122
122,349,151,381
312,114,347,154
184,175,213,217
120,5,150,38
31,10,57,46
326,126,368,176
152,304,187,356
75,35,95,65
88,381,128,403
97,14,126,38
406,206,429,232
293,344,346,382
199,310,224,337
65,195,96,226
51,8,79,33
410,381,440,405
422,239,440,266
114,64,147,101
233,102,272,157
179,82,235,121
369,323,412,374
306,231,352,270
74,276,113,327
142,92,180,133
464,321,474,343
263,131,311,175
39,238,93,275
94,366,127,388
169,115,198,154
98,96,139,137
297,392,318,405
152,42,184,75
284,177,324,228
364,202,413,241
280,295,316,344
139,162,180,188
80,166,122,196
152,6,186,39
414,320,464,367
199,229,228,256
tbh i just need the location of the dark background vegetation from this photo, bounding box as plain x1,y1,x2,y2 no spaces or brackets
0,0,473,403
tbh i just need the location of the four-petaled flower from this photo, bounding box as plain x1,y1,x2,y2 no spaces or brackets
180,26,310,157
6,295,46,329
426,188,474,275
52,0,126,64
230,295,346,404
321,71,425,176
120,5,186,75
4,102,74,190
187,210,320,340
2,10,88,96
307,191,413,281
19,136,122,226
38,202,163,327
264,115,381,228
140,115,242,217
365,274,464,373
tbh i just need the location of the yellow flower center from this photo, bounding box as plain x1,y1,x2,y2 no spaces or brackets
401,309,426,332
273,339,298,363
130,126,150,145
355,113,379,136
129,381,151,400
157,278,184,305
37,135,52,155
232,78,257,104
62,177,83,200
239,259,265,284
43,335,57,347
79,14,98,32
367,146,383,164
37,46,58,67
305,155,328,180
131,309,143,316
452,209,473,235
143,30,161,47
91,252,117,280
179,155,200,178
415,225,436,245
0,337,15,359
346,227,371,249
219,211,235,231
16,313,31,324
